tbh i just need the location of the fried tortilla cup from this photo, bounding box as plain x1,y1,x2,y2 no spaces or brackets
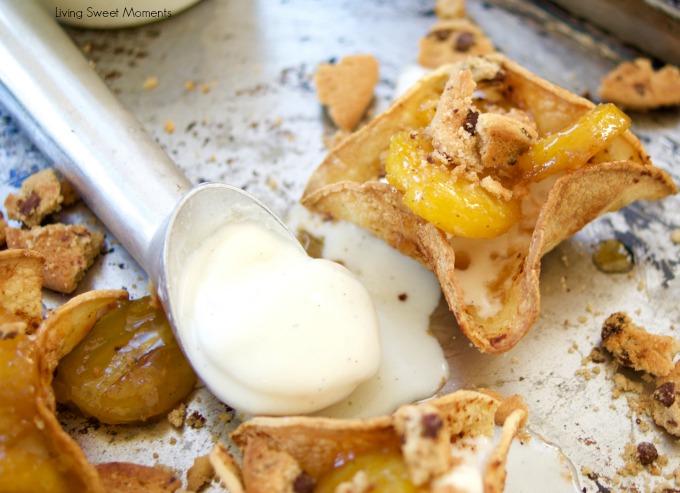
302,53,678,354
0,250,129,493
211,390,527,493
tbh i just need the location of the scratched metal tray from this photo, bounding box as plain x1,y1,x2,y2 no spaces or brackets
1,0,679,491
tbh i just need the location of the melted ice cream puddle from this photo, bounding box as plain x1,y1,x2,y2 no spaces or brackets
437,428,580,493
287,205,448,419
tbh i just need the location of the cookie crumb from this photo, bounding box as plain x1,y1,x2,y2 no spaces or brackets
314,54,379,131
5,223,104,294
650,361,680,437
167,403,187,428
4,169,65,227
601,312,680,377
187,454,214,492
494,394,528,428
418,19,495,69
186,410,206,430
435,0,466,18
599,58,680,111
143,76,159,90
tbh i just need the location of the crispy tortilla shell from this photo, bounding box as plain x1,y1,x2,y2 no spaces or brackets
302,54,678,353
214,390,525,493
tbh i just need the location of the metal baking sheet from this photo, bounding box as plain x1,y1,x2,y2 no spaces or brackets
1,0,679,491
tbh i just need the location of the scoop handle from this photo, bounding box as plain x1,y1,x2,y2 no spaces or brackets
0,0,191,273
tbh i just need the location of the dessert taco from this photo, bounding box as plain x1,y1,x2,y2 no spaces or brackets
211,390,527,493
302,53,677,353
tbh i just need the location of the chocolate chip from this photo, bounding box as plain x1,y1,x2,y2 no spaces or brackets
633,83,647,96
485,69,507,85
398,293,408,301
653,382,676,408
293,472,315,493
601,313,626,340
454,31,475,52
421,413,443,439
636,442,658,465
617,348,632,367
429,28,453,41
18,190,41,217
0,330,19,340
463,109,479,135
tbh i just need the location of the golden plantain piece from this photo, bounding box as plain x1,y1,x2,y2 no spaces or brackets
302,54,678,354
211,390,526,493
52,295,197,425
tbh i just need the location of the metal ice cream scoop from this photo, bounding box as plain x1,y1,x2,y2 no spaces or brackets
0,0,300,372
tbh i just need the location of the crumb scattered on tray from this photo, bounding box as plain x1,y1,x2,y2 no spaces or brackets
3,169,77,227
59,177,81,207
5,223,104,294
186,410,206,430
574,310,680,485
418,19,495,69
143,76,159,90
186,454,214,492
494,394,529,428
650,361,680,437
618,442,666,477
168,403,187,428
598,58,680,111
435,0,467,19
314,54,379,131
601,312,680,377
